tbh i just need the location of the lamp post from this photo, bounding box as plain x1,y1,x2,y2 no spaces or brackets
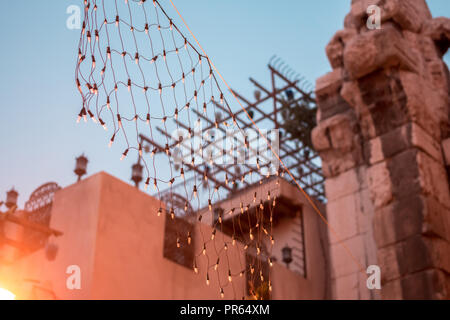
0,188,18,215
282,244,293,269
5,188,18,210
74,154,88,181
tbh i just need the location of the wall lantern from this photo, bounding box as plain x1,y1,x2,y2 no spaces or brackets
282,245,293,269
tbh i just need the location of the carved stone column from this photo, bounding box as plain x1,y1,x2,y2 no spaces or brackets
312,0,450,299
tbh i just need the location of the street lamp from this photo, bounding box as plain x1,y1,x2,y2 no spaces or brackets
131,161,143,188
5,188,18,209
74,154,88,181
282,245,293,269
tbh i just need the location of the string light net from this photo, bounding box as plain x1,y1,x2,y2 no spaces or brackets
76,0,281,300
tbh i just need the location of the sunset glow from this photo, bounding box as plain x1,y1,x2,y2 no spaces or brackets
0,288,15,300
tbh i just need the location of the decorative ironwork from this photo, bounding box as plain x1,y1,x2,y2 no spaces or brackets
25,183,60,213
24,182,61,252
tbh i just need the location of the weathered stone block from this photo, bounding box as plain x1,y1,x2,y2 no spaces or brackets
367,161,393,209
401,269,448,299
357,69,410,138
344,25,419,80
417,150,450,207
377,245,400,283
330,235,366,279
399,71,448,140
315,69,351,122
333,272,359,300
326,29,358,69
423,17,450,56
324,167,366,202
327,194,359,244
366,123,443,165
312,113,363,177
380,278,402,300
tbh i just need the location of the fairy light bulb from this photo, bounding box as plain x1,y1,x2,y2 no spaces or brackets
211,229,216,240
194,90,197,101
193,261,198,274
127,79,131,92
253,192,257,203
215,258,219,271
170,208,175,220
220,93,224,104
208,199,212,212
153,178,158,190
232,235,236,246
95,29,99,42
250,265,255,275
184,38,187,50
187,232,192,245
220,288,224,299
176,237,180,248
180,168,184,178
163,50,166,61
268,258,273,267
145,23,149,34
169,178,175,186
135,53,139,64
115,15,119,26
99,118,107,130
87,31,91,43
203,103,207,114
202,244,206,255
224,243,228,251
228,271,232,283
158,83,162,95
271,235,275,245
182,73,185,83
269,282,273,292
117,114,122,128
249,229,254,241
206,273,210,286
193,185,197,198
169,20,173,31
144,178,150,190
256,246,261,255
108,134,115,148
120,149,128,161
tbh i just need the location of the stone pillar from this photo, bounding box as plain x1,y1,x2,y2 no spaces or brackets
312,0,450,299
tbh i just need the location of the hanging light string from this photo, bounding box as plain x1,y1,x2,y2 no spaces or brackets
165,0,366,276
77,0,280,299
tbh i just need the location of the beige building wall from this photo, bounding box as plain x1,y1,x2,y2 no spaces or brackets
0,172,327,300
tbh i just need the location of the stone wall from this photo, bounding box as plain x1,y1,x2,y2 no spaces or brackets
312,0,450,299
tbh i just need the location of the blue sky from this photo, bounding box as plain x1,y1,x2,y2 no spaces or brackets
0,0,449,207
